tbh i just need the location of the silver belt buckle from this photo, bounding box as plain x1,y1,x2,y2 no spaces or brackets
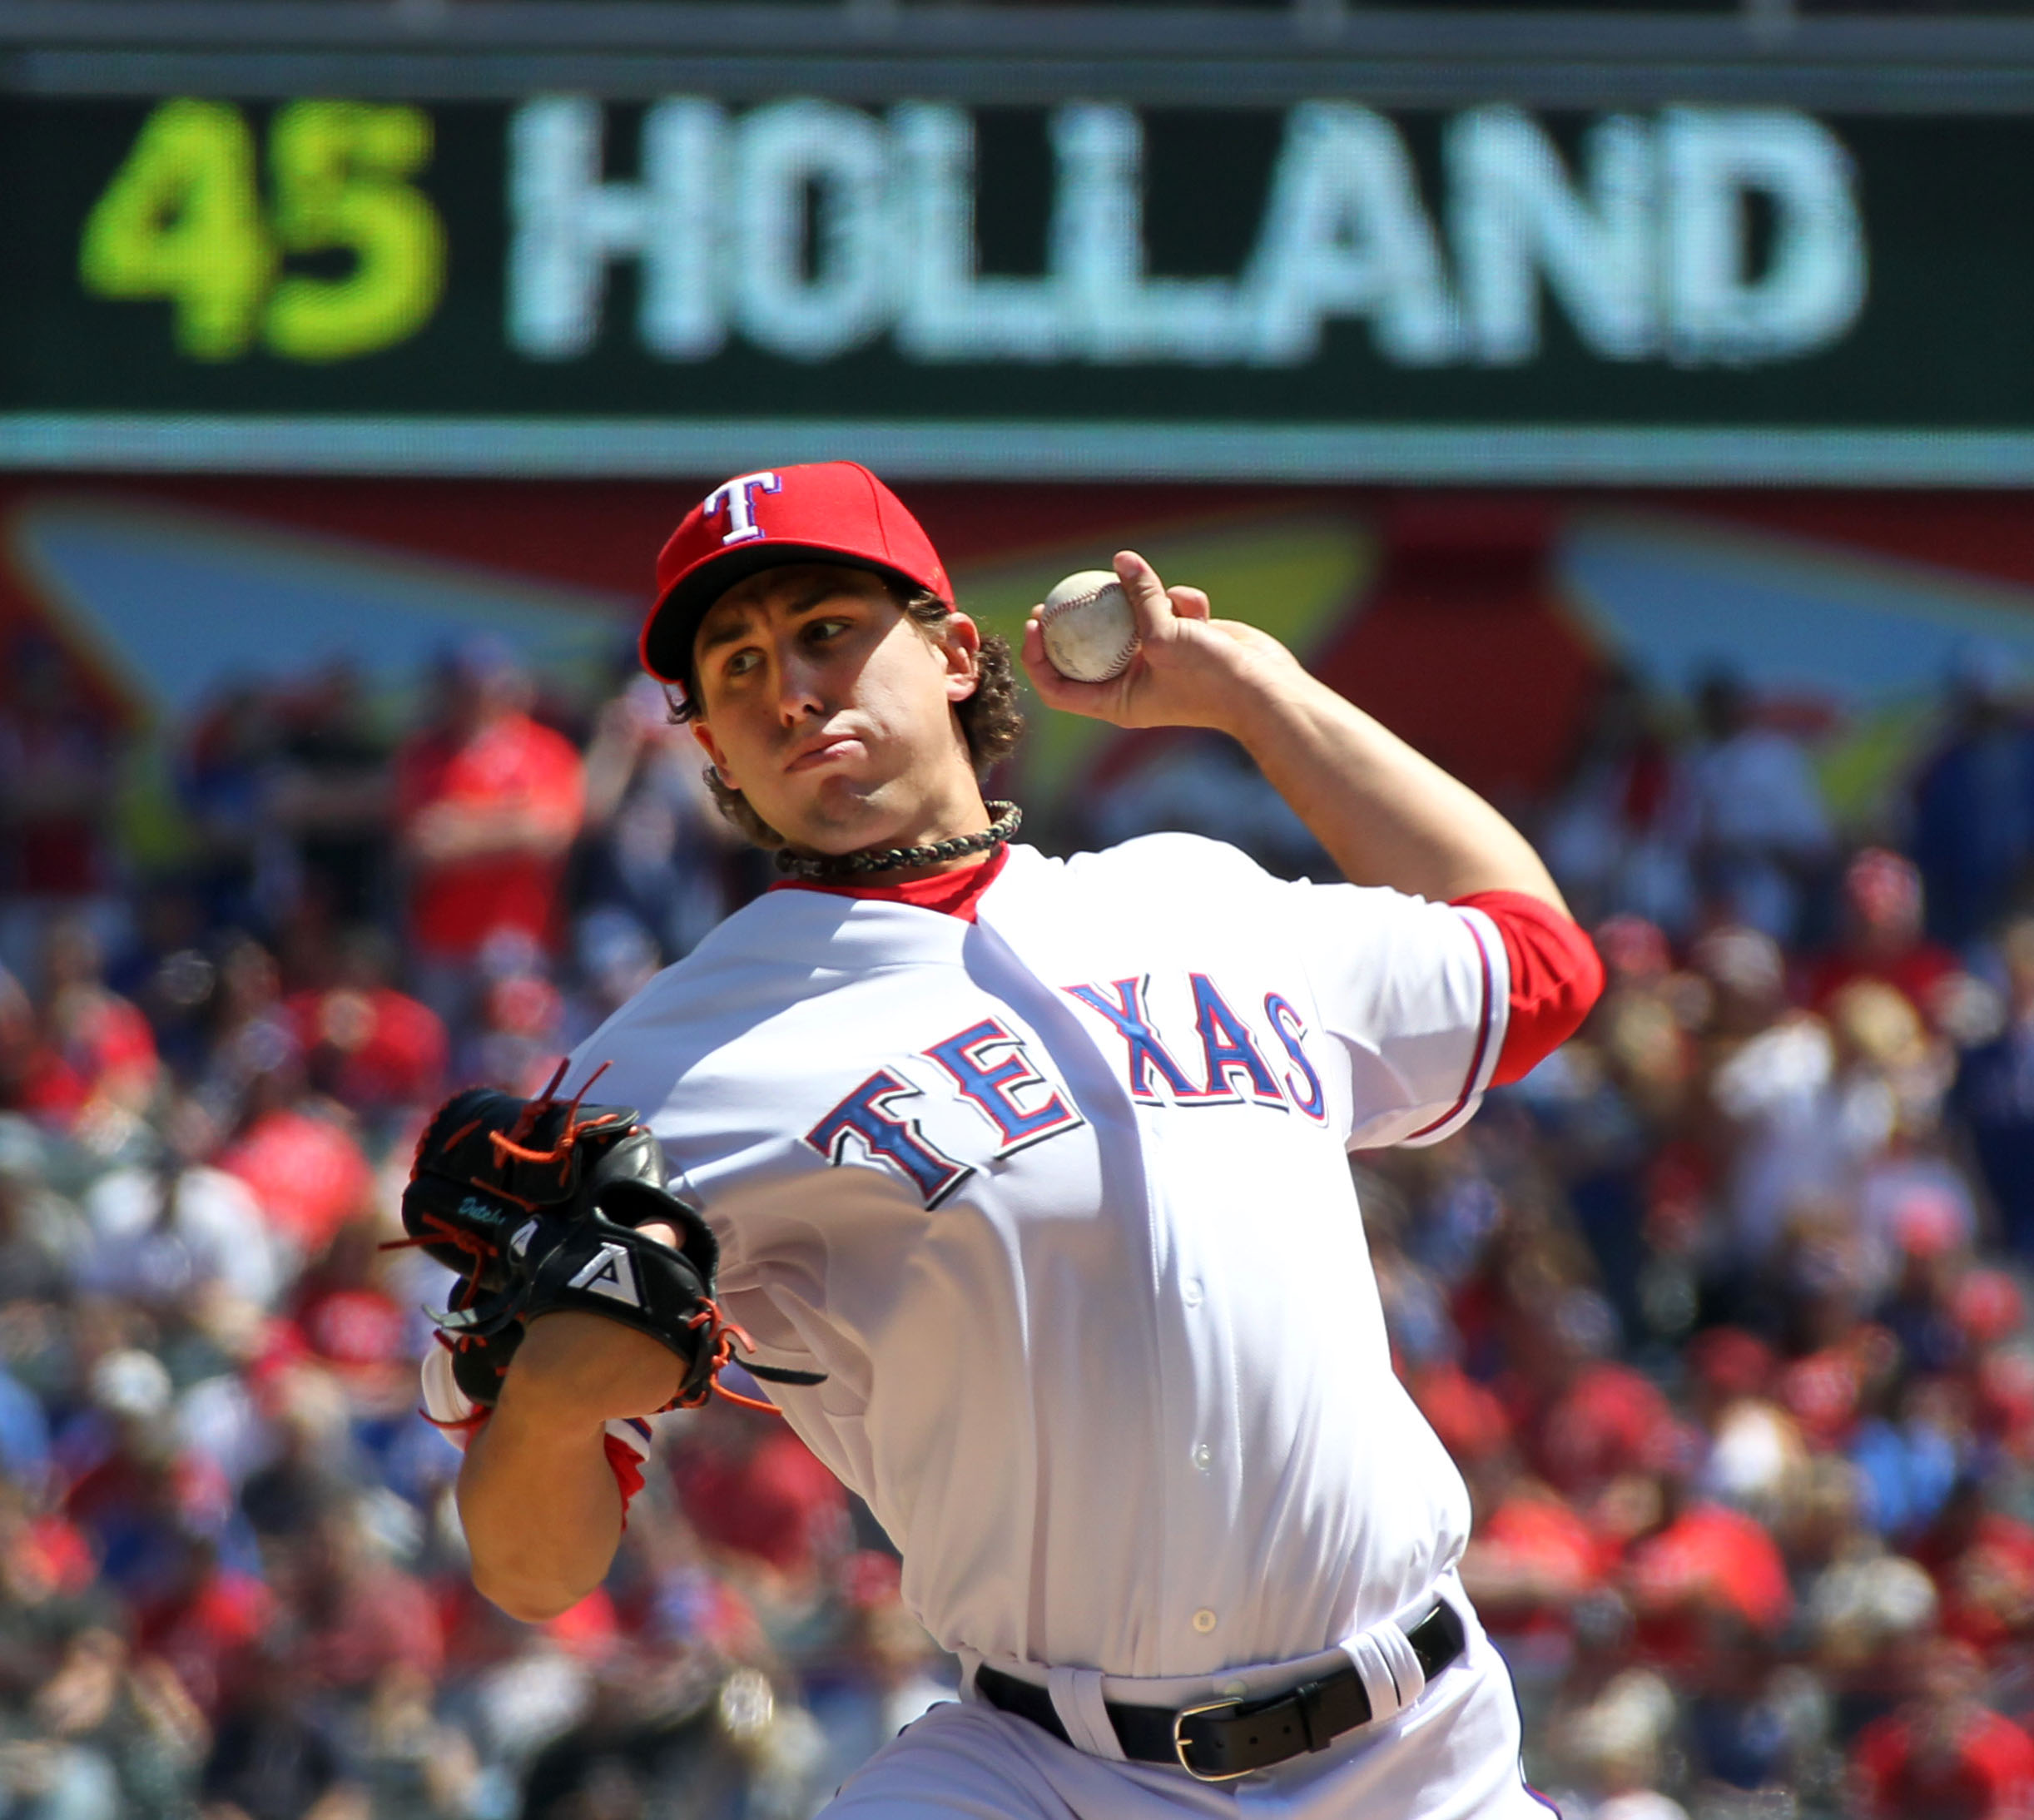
1171,1696,1250,1783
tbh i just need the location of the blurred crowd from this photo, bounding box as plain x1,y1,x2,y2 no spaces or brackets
11,618,2034,1820
1371,657,2034,1820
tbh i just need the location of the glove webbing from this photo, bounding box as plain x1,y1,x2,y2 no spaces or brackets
429,1058,633,1212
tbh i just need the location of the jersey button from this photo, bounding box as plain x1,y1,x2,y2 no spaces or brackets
1193,1609,1218,1634
1183,1280,1203,1308
1192,1443,1213,1471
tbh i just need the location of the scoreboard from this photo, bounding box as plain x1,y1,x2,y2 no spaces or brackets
7,68,2034,479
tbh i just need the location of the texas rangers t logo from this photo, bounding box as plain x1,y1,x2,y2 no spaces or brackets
702,471,782,545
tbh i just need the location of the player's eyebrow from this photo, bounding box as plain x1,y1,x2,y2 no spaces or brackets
781,578,855,618
696,578,865,657
695,613,757,659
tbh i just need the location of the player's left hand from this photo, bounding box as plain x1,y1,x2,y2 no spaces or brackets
1019,550,1305,733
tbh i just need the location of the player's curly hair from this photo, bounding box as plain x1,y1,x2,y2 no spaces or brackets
665,588,1024,852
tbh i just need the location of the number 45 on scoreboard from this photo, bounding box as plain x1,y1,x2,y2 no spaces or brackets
79,97,447,364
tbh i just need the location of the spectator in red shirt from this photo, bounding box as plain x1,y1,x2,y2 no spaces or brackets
290,1220,411,1412
5,917,158,1133
216,1069,375,1266
1461,1454,1610,1666
277,1505,444,1694
1626,1493,1794,1680
288,927,447,1128
134,1534,274,1718
1851,1637,2034,1820
1914,1481,2034,1656
393,642,583,1024
1535,1358,1682,1504
1808,847,1963,1030
672,1420,851,1582
466,966,568,1098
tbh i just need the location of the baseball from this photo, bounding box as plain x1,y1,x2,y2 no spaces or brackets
1039,569,1140,683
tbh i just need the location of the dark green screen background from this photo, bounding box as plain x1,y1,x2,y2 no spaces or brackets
3,98,2024,429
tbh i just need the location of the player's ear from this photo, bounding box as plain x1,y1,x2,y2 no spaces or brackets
939,612,983,703
690,720,737,790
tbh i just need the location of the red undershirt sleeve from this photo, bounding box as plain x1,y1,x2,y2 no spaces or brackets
1451,890,1605,1088
428,1412,650,1525
603,1429,648,1520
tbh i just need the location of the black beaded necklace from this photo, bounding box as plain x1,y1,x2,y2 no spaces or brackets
774,801,1023,882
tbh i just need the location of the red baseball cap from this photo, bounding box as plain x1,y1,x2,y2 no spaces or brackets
640,461,952,690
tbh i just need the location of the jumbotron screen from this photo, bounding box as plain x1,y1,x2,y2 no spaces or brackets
4,94,2030,481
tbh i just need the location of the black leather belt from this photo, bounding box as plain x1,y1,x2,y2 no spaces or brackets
975,1600,1465,1782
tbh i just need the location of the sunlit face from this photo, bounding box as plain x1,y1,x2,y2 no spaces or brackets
687,563,985,856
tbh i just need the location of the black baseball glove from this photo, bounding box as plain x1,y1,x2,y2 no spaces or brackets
395,1069,820,1416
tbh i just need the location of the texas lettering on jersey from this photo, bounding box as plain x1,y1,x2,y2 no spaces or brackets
802,972,1325,1207
1066,972,1327,1118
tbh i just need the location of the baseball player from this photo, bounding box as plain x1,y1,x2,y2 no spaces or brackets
414,462,1603,1818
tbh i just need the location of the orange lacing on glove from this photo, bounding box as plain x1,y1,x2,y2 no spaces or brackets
380,1212,499,1343
402,1061,635,1212
486,1059,633,1183
669,1299,785,1415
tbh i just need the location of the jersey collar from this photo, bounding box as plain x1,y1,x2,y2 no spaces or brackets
768,843,1010,923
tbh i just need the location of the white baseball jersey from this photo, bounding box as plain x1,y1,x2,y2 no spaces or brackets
563,833,1511,1686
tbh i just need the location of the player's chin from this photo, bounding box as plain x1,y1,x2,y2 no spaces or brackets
769,777,896,855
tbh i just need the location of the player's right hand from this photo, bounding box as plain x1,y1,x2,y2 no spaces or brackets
1019,549,1306,735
